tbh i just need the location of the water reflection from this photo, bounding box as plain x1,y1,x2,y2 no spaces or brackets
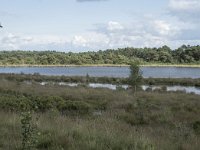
89,83,129,90
142,85,200,95
38,81,200,95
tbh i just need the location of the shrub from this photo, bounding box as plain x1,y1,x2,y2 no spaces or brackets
59,100,91,114
20,111,39,150
192,121,200,135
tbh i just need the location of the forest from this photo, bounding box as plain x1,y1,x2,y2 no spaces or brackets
0,45,200,65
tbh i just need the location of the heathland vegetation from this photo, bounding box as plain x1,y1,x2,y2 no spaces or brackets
1,73,200,87
1,45,200,65
0,55,200,149
0,77,200,149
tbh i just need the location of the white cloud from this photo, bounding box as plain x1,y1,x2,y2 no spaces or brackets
72,36,87,47
169,0,200,12
91,21,159,48
107,21,124,31
1,0,200,51
91,18,186,48
0,33,26,49
72,1,200,50
153,20,172,35
167,0,200,41
0,32,108,51
0,18,194,51
0,32,71,50
71,33,109,50
168,0,200,22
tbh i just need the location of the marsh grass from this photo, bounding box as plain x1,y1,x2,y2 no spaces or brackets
1,73,200,87
0,79,200,149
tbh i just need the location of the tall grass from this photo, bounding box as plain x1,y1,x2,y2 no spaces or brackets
1,73,200,87
0,79,200,149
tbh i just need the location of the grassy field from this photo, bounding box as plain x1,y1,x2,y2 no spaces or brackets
0,79,200,149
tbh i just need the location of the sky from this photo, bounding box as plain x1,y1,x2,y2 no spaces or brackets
0,0,200,52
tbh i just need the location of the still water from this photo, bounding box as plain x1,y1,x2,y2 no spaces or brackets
38,81,200,95
1,66,200,78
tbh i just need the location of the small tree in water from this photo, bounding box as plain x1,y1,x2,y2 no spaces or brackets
129,61,143,94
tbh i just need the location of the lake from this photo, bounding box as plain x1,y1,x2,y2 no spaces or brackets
0,66,200,78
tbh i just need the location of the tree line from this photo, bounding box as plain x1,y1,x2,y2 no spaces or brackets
0,45,200,65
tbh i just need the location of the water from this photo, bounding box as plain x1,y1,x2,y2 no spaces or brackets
142,85,200,95
89,83,129,90
1,66,200,78
37,81,200,95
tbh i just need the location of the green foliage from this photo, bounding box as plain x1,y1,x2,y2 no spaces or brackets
0,79,200,149
20,111,39,150
59,100,92,114
120,113,149,126
1,73,200,88
0,45,200,65
193,121,200,135
129,61,143,93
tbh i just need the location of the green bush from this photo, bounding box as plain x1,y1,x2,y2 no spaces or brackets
59,100,91,114
120,113,149,126
193,121,200,135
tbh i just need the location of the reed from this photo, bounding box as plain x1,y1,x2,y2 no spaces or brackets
0,79,200,149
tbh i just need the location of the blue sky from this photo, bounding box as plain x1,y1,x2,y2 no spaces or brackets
0,0,200,51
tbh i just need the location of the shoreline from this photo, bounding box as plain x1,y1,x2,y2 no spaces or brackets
1,73,200,87
0,64,200,68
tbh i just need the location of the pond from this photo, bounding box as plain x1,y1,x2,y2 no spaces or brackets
38,81,200,95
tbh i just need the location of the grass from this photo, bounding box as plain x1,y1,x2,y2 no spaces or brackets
0,79,200,149
1,73,200,87
0,111,155,150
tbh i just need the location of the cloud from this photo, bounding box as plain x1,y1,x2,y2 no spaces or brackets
1,15,199,51
168,0,200,22
0,32,108,51
92,19,182,48
0,18,196,51
0,32,70,50
1,0,200,51
57,0,200,50
0,33,31,49
86,21,162,48
89,10,200,49
107,21,124,31
169,0,200,12
71,33,109,50
76,0,108,2
153,20,172,35
167,0,200,42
